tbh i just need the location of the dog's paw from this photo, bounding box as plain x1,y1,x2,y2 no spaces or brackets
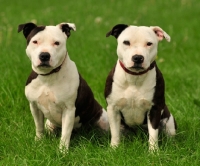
59,139,70,154
148,144,159,154
110,141,119,149
34,134,44,141
110,137,120,149
59,144,69,154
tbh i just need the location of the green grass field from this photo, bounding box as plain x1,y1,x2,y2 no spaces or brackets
0,0,200,165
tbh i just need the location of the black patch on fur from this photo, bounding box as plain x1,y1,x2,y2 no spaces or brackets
26,70,38,86
104,64,116,99
60,24,74,38
18,23,37,38
106,24,128,38
75,74,103,124
18,22,45,44
26,26,45,44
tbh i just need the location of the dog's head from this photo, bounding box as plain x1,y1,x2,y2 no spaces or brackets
106,24,170,72
18,22,76,74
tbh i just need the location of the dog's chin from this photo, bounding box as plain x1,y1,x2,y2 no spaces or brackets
129,64,144,71
38,62,51,68
34,63,54,74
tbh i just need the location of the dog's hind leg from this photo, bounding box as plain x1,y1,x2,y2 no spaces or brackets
96,109,109,131
161,114,176,136
160,106,177,136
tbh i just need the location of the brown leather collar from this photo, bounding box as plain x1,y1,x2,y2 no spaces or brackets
119,60,155,75
40,55,66,76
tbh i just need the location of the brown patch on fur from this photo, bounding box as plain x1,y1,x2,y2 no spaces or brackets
75,74,103,124
104,64,116,99
26,70,38,86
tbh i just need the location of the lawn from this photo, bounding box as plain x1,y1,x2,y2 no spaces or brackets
0,0,200,165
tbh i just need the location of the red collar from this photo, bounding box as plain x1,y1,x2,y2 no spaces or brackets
119,60,155,75
40,65,62,76
40,55,66,76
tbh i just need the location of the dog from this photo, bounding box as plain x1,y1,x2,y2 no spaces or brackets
104,24,177,151
18,22,109,152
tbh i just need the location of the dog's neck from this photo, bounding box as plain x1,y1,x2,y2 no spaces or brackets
119,60,155,76
40,55,67,76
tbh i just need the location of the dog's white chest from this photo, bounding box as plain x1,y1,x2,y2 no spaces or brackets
110,69,156,126
25,70,79,127
118,86,154,126
29,86,63,125
37,89,60,116
38,90,56,110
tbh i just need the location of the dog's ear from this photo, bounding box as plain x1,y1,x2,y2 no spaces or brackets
18,22,37,38
106,24,128,38
150,26,170,42
57,23,76,38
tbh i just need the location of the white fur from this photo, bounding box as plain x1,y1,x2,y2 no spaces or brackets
26,25,68,75
117,26,159,70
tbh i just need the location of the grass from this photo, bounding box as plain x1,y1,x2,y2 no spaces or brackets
0,0,200,165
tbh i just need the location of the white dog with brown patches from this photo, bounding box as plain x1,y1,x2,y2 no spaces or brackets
18,22,109,152
105,24,177,151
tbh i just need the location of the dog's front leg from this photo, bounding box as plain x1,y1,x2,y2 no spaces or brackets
30,103,44,140
107,106,121,147
59,106,75,153
147,110,160,152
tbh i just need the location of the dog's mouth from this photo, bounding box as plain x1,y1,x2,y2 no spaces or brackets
129,64,144,71
38,62,51,68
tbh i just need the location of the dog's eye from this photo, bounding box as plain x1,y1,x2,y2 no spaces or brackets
33,40,38,44
54,41,60,45
123,40,130,46
147,42,153,46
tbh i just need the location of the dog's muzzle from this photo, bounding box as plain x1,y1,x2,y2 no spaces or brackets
131,54,144,69
39,52,51,67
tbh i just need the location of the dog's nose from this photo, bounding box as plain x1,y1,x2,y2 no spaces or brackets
132,55,144,63
39,52,50,62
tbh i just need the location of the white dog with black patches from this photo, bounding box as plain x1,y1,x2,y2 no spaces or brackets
105,24,177,151
18,22,109,152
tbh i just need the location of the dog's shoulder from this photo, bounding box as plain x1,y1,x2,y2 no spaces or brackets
104,64,117,99
26,70,38,86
